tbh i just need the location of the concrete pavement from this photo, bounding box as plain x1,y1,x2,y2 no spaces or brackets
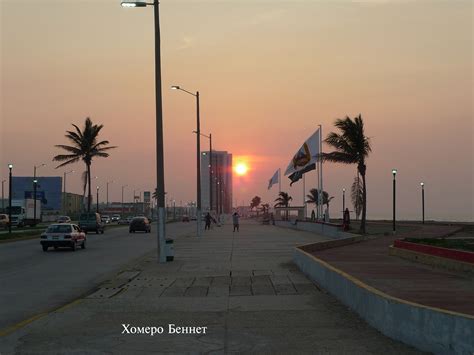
1,220,423,354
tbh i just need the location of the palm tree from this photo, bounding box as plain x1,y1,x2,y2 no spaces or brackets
53,117,117,212
250,196,261,216
351,175,363,221
318,115,371,233
274,191,292,220
306,188,334,210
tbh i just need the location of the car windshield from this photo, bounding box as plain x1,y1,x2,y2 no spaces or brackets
46,225,72,233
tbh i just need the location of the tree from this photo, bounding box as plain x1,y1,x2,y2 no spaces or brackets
274,191,292,220
306,188,334,210
53,117,117,212
351,175,363,221
250,196,261,211
318,115,371,233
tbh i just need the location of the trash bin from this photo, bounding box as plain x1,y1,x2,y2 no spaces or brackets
165,238,174,262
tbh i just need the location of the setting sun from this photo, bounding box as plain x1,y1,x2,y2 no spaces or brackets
235,162,248,176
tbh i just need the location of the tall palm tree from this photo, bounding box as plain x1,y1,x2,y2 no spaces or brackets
274,191,292,220
306,188,334,210
318,115,371,233
53,117,117,212
351,175,363,221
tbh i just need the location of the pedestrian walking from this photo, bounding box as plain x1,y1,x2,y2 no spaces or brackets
232,212,240,232
204,212,212,230
343,208,351,231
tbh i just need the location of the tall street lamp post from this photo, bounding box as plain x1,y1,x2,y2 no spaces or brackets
172,85,202,237
342,188,345,219
194,131,212,213
8,164,13,234
96,186,100,213
392,169,397,233
33,163,46,225
2,179,6,212
63,170,74,215
122,0,166,263
122,185,128,217
421,182,425,224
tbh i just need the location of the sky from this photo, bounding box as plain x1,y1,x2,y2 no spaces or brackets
0,0,473,221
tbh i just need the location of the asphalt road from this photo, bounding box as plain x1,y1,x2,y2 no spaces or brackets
0,222,196,330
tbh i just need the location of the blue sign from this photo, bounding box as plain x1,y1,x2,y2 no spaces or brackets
12,176,62,211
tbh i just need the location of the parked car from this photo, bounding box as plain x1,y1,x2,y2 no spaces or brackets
111,214,121,222
129,217,151,233
182,215,190,222
0,214,9,229
79,212,105,234
40,223,86,252
101,215,111,224
57,216,71,223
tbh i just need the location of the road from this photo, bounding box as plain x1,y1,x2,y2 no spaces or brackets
0,222,195,330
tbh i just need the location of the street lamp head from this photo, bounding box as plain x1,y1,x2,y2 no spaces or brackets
343,188,346,192
97,186,99,191
171,85,180,90
420,182,424,186
8,164,13,169
392,169,397,176
121,1,148,7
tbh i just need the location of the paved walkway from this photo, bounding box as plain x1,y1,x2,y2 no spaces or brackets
1,220,423,354
310,223,474,316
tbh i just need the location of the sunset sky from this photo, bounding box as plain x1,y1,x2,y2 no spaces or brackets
1,0,472,221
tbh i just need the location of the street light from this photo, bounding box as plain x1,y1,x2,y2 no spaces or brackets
194,131,212,214
63,170,74,215
172,85,202,237
342,188,346,219
392,169,397,233
420,182,425,224
122,0,166,263
96,186,100,213
33,163,46,225
8,164,13,234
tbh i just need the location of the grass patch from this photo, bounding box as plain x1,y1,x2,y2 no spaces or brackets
0,230,42,242
405,238,474,252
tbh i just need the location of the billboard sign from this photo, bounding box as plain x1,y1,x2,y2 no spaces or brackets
12,176,62,211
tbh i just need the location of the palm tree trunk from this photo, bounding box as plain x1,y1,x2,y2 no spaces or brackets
87,163,91,212
360,172,367,233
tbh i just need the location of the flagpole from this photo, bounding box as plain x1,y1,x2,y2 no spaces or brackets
319,124,323,221
278,168,281,193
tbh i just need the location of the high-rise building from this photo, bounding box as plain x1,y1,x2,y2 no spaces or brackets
201,150,233,214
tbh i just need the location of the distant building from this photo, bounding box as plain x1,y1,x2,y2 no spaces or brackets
63,192,83,217
201,150,233,214
11,176,62,212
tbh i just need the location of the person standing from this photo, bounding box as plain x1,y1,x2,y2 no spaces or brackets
232,212,240,232
205,212,212,230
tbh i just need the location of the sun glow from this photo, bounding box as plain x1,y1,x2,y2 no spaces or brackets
235,163,248,176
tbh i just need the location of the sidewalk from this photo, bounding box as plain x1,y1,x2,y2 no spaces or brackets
1,220,423,354
309,223,474,316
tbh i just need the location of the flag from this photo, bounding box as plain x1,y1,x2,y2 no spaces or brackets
288,163,316,186
267,169,279,190
284,128,320,176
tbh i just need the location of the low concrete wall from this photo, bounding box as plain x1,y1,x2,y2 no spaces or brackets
275,220,352,239
294,248,474,355
389,246,474,274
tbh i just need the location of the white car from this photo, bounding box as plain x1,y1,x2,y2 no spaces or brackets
111,215,121,222
57,216,72,223
40,223,86,252
101,215,111,224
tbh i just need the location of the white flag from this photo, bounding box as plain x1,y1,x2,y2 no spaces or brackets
284,128,320,176
267,169,279,190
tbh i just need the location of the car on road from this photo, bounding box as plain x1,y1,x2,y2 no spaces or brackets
79,212,105,234
57,216,71,223
182,215,190,222
118,218,128,225
129,217,151,233
40,223,86,252
0,214,9,229
101,215,111,224
111,214,121,222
